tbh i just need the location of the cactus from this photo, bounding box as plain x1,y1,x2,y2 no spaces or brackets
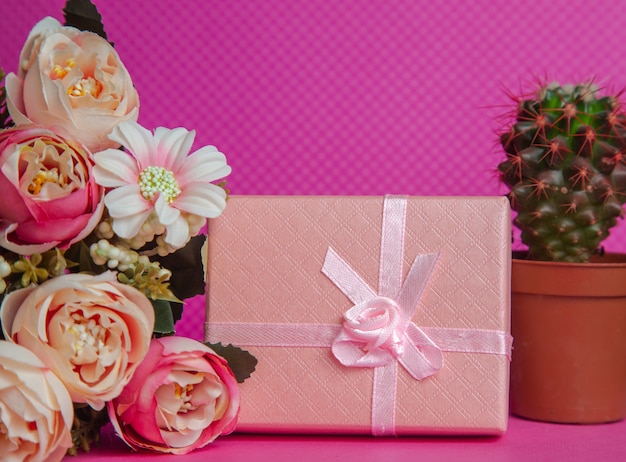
498,81,626,262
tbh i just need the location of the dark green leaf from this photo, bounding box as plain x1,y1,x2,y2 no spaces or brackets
155,235,207,300
152,299,175,336
68,404,109,455
170,301,183,325
64,241,103,275
63,0,109,42
205,342,258,383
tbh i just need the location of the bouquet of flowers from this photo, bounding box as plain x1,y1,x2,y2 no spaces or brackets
0,1,256,460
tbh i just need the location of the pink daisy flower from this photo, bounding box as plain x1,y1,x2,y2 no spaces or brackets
92,121,231,249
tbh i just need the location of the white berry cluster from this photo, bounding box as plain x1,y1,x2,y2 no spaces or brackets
89,239,138,271
89,239,166,277
96,212,206,257
0,255,11,293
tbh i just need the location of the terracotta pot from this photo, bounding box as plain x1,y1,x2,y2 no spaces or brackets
510,253,626,424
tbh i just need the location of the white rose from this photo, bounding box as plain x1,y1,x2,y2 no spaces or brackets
5,17,139,152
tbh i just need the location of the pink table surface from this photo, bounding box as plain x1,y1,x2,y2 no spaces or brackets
73,415,624,462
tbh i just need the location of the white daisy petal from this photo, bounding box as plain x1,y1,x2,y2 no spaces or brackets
175,184,227,218
154,194,181,226
154,127,195,172
104,184,150,218
164,216,190,248
111,210,153,240
109,121,154,168
177,147,232,184
93,149,139,187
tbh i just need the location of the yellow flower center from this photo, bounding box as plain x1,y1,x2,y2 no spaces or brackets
51,58,76,79
28,169,60,195
67,77,103,98
68,315,106,357
52,58,104,98
174,383,196,413
139,166,181,204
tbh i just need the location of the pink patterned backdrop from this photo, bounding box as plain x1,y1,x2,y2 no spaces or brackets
3,0,626,339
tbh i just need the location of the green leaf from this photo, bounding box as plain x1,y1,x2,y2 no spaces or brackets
152,299,175,336
205,342,258,383
63,0,109,42
155,235,207,301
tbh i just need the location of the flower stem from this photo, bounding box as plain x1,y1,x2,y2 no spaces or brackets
66,404,110,456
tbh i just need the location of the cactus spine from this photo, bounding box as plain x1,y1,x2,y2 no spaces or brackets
498,82,626,262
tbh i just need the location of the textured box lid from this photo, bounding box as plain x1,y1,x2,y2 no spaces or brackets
205,195,511,435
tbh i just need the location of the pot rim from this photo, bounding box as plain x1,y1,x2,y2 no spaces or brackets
512,251,626,269
512,251,626,297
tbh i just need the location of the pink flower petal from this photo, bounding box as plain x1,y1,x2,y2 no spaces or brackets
154,126,194,172
0,125,105,254
160,427,204,449
108,337,240,455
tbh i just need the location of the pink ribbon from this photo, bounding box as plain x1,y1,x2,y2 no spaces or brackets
322,196,442,435
205,195,512,436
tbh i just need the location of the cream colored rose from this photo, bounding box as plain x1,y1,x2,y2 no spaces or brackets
1,272,154,410
0,341,73,462
5,17,139,152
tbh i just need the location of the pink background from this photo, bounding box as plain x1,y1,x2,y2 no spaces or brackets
3,0,626,339
64,416,626,461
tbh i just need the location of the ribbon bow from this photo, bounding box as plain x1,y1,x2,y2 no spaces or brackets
324,248,443,380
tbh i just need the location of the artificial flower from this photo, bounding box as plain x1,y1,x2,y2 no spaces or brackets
1,272,155,410
333,296,405,367
108,336,240,454
0,341,74,462
0,124,104,255
0,1,253,456
5,17,139,152
92,120,231,251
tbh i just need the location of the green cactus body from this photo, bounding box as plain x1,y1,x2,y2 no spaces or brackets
498,82,626,262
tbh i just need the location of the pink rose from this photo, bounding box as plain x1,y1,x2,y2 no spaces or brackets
108,336,240,454
0,341,73,462
1,272,155,410
332,296,405,367
5,17,139,152
0,125,104,255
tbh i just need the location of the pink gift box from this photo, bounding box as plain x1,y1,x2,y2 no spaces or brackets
205,195,512,435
